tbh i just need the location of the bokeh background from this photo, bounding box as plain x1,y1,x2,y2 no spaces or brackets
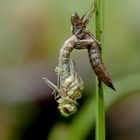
0,0,140,140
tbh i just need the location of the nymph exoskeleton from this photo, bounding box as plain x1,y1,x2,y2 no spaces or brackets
70,3,115,90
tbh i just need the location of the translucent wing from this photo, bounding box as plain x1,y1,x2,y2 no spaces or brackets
69,59,84,86
69,59,76,78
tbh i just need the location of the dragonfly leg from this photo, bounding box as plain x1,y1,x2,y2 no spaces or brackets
81,3,96,26
90,33,102,45
75,37,94,49
43,77,60,98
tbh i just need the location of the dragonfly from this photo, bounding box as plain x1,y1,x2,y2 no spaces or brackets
43,35,93,117
70,3,115,90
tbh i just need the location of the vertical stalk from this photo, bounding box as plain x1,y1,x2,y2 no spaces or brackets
94,0,105,140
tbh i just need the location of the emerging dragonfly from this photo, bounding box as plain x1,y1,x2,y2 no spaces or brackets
71,3,115,90
43,59,84,117
43,35,93,117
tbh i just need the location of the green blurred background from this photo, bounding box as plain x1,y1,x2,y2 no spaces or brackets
0,0,140,140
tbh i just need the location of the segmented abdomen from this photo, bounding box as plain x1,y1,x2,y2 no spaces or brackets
88,43,115,90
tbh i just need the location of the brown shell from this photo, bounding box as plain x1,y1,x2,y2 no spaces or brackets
88,43,115,90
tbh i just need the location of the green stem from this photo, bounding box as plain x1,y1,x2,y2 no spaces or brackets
95,0,105,140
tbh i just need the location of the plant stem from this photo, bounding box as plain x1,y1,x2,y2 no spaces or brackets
94,0,105,140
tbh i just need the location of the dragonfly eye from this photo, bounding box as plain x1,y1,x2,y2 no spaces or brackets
70,12,81,26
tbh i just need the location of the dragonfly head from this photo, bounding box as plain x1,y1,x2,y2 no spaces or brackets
57,98,77,117
70,12,86,38
71,12,81,26
70,3,95,38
